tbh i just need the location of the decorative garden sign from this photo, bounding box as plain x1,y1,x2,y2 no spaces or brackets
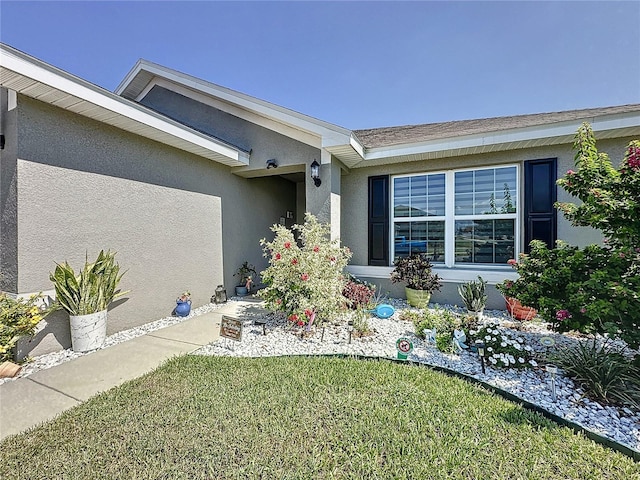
396,337,413,360
220,316,243,341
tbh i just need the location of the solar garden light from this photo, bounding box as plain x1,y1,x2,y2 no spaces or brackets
347,320,353,344
212,285,228,304
546,363,558,402
476,340,486,374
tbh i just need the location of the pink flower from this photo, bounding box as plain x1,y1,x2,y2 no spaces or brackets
296,320,305,327
301,273,309,281
291,258,298,265
556,309,572,321
304,309,313,317
284,242,291,249
507,259,517,266
330,256,336,262
567,169,575,175
313,245,320,253
289,314,298,322
274,253,281,260
580,307,586,314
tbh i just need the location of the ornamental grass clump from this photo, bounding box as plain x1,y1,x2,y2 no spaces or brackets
553,339,640,409
470,322,536,369
260,213,351,327
0,294,53,362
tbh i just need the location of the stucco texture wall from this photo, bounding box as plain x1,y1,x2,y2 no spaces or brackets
13,96,295,356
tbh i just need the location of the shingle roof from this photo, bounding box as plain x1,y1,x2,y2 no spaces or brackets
353,104,640,149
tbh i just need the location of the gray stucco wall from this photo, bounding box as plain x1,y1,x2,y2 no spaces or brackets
141,86,321,174
12,96,296,356
0,88,18,292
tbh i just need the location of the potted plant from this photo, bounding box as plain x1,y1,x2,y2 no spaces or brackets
458,276,487,320
234,261,257,297
175,291,191,317
50,250,128,352
390,253,441,308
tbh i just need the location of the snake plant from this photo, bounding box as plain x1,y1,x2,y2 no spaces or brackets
50,250,129,316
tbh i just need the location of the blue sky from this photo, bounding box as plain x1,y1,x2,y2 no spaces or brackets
1,1,639,129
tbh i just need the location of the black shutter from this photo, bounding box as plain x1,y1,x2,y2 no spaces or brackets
524,159,557,252
368,175,389,265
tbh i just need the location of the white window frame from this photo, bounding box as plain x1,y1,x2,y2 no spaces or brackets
391,165,520,269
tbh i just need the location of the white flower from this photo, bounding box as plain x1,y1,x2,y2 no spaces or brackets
501,342,507,347
529,360,538,367
487,346,493,352
501,335,508,341
490,358,497,364
470,330,476,335
517,337,524,343
524,345,532,352
485,335,491,340
501,358,509,365
518,357,525,363
513,343,522,350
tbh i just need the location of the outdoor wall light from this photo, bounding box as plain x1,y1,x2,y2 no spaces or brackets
310,160,321,187
266,159,278,169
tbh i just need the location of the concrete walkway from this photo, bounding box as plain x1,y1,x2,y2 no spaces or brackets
0,298,266,441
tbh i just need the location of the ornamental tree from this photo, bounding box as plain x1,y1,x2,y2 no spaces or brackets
500,123,640,349
259,213,351,327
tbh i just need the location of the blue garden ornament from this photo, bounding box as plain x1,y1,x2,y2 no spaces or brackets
370,304,395,319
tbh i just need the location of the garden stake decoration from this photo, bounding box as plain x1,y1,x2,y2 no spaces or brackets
476,341,486,374
546,363,558,402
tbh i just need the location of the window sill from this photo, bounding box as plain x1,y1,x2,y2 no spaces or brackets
346,265,517,284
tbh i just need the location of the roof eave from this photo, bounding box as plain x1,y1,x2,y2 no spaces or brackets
353,112,640,167
0,44,249,167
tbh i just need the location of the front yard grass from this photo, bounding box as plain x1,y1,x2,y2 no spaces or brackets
1,355,638,479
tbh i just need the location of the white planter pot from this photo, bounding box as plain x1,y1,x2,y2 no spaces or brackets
69,309,107,352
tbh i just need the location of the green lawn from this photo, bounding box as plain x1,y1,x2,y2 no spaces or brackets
1,356,638,479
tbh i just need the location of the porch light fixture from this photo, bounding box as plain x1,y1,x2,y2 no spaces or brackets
310,160,321,187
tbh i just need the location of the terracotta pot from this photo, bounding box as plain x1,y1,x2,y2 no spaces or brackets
505,297,538,320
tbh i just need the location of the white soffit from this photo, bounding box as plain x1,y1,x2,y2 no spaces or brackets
0,44,249,167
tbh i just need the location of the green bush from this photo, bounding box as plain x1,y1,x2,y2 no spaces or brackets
499,241,640,348
553,339,640,409
498,124,640,349
0,294,52,362
405,308,460,353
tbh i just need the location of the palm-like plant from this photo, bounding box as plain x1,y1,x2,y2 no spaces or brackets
50,250,129,316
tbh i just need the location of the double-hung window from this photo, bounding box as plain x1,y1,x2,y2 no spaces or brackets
392,166,518,266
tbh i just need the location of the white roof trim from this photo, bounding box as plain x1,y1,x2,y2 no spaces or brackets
0,44,249,167
356,111,640,165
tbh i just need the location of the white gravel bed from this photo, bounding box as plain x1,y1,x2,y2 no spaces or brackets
3,298,639,453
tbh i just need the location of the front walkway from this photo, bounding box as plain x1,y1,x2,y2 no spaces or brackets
0,298,266,441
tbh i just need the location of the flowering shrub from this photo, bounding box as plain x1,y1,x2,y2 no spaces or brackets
500,241,640,347
499,124,640,349
470,323,535,369
259,213,351,327
0,293,52,362
342,277,376,310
